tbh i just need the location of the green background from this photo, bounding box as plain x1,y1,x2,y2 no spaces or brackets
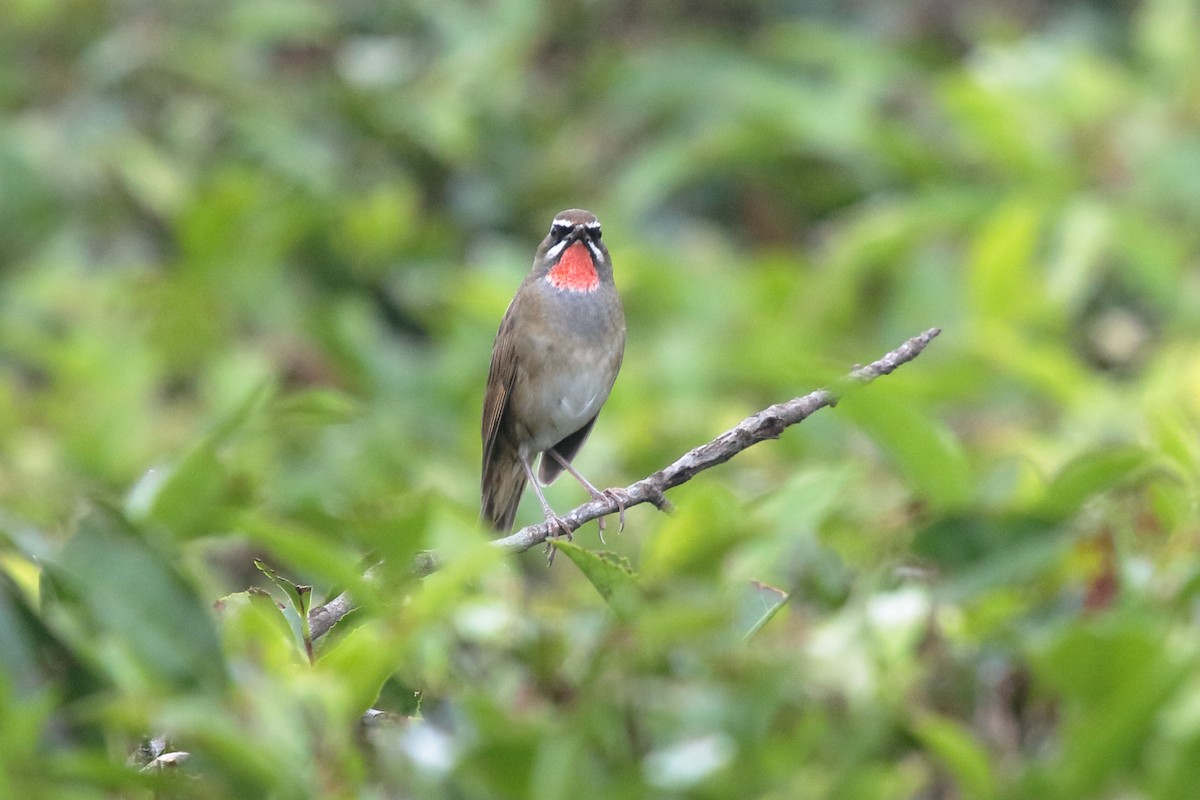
2,0,1200,797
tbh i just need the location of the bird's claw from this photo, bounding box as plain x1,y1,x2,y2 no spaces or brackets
543,515,573,566
591,488,629,544
605,488,629,533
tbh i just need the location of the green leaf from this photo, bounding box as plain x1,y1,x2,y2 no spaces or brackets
124,439,227,538
45,504,226,692
553,541,641,619
912,514,1068,598
254,560,314,659
910,712,996,800
1040,445,1157,517
758,466,856,534
215,589,305,673
253,561,312,619
838,387,973,511
967,201,1043,327
315,620,398,720
124,383,271,538
0,571,102,707
642,485,750,579
0,573,43,696
273,388,363,426
738,580,789,640
1029,617,1193,798
236,513,368,595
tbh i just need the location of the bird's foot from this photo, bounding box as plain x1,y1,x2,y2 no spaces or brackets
590,487,630,544
542,514,574,566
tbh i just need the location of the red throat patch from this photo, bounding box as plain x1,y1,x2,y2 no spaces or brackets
547,242,599,291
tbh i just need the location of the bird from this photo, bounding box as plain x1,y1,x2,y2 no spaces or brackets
481,208,626,543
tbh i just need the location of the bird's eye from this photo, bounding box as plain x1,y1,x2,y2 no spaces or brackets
591,227,602,240
551,223,573,240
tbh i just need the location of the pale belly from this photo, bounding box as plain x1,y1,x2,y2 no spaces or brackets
508,332,620,456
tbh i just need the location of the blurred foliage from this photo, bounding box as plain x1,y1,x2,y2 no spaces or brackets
2,0,1200,797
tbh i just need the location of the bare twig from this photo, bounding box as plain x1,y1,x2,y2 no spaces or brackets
308,590,356,642
306,554,439,641
306,327,941,639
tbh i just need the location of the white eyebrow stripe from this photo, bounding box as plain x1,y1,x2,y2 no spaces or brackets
551,217,602,230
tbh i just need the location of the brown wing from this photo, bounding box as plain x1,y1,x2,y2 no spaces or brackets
481,299,521,473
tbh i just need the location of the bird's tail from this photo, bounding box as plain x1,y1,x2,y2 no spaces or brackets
481,444,527,532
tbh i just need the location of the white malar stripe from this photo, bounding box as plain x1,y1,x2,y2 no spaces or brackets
545,239,568,259
586,240,604,262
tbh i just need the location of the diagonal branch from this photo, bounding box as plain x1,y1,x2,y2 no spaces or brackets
307,327,941,639
491,327,940,553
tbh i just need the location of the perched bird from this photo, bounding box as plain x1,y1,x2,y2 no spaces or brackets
481,209,626,539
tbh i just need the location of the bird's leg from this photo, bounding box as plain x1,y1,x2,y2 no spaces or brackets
546,450,628,543
520,458,572,565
